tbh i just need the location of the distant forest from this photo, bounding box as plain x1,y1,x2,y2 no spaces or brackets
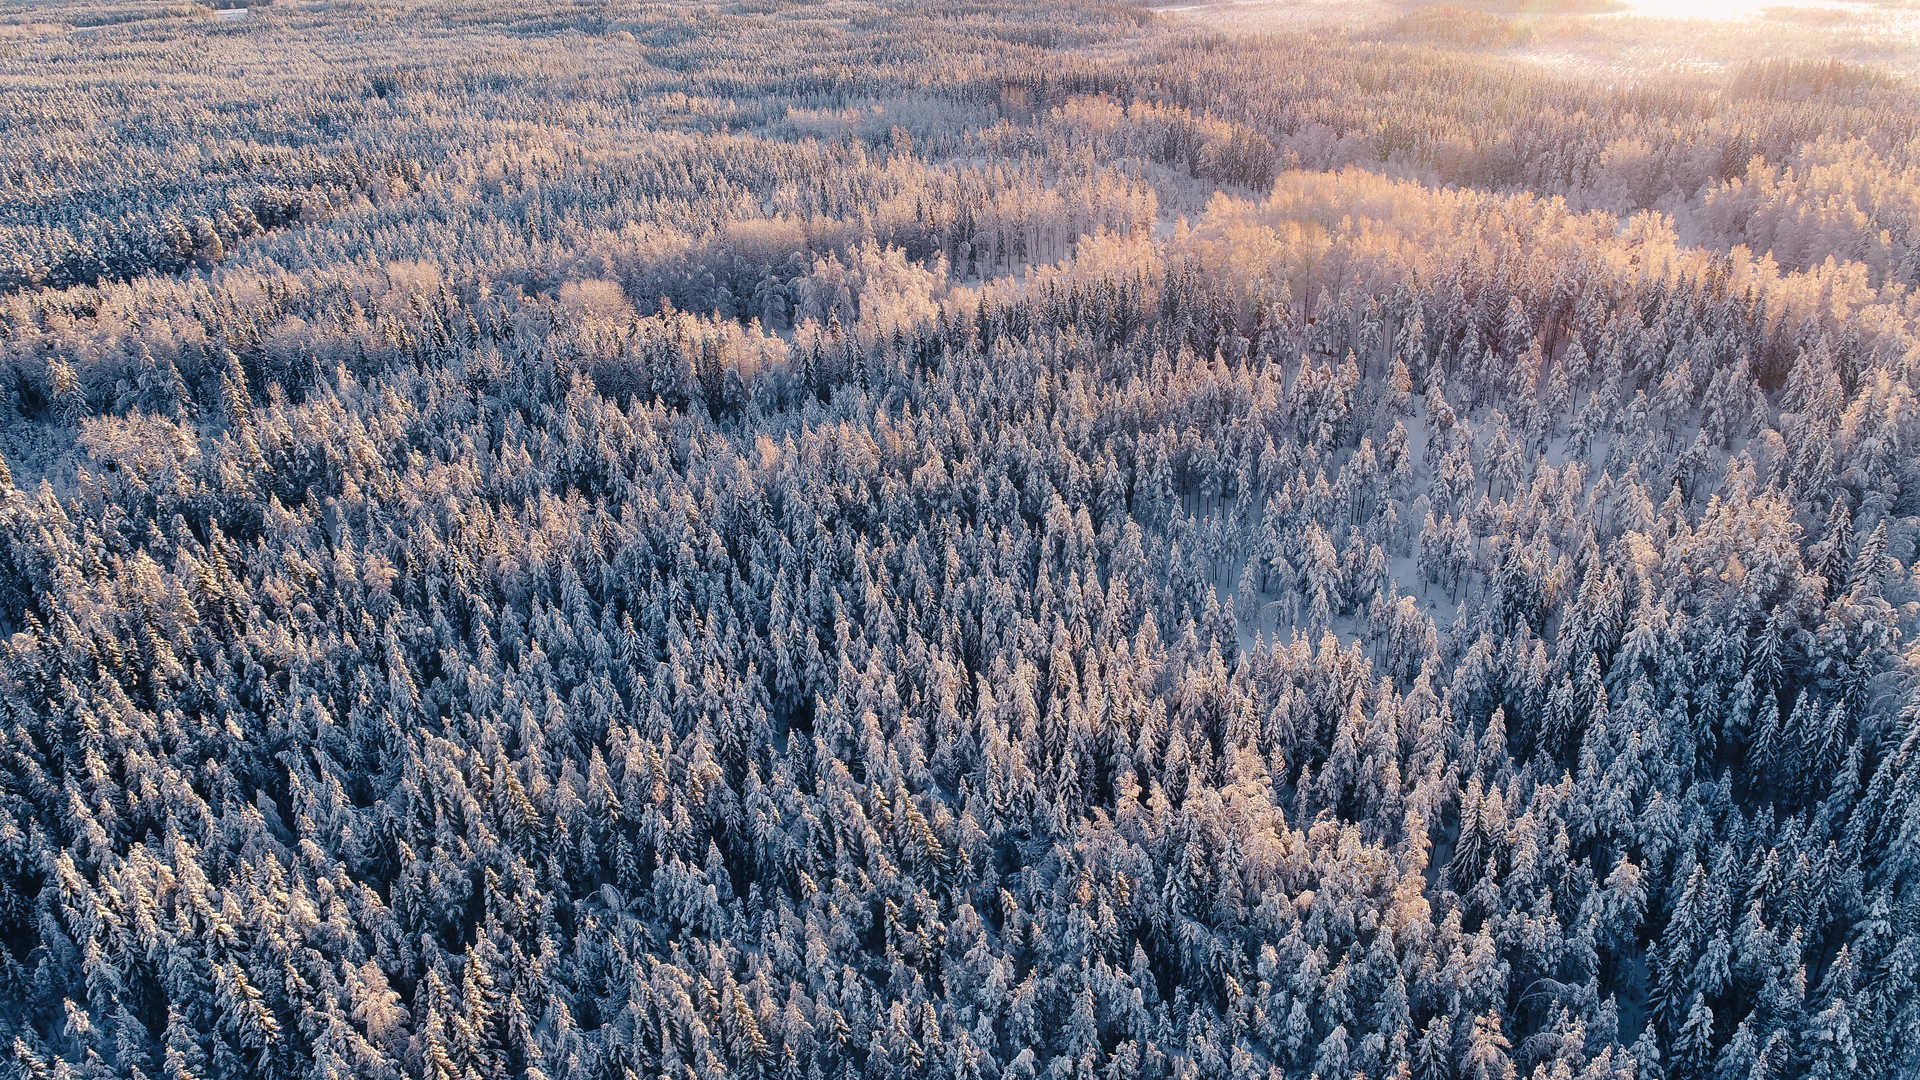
0,1,1916,1079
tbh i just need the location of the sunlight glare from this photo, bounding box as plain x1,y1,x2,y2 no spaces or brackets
1618,0,1778,19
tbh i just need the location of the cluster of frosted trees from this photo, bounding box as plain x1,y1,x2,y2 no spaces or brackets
0,1,1915,1079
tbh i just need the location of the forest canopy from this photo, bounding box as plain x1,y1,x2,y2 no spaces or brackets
0,2,1916,1080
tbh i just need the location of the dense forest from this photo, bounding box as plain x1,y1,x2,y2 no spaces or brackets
0,1,1917,1079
